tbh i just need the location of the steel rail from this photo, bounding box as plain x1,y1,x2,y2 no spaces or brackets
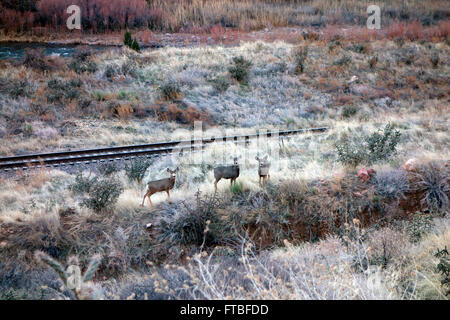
0,127,328,171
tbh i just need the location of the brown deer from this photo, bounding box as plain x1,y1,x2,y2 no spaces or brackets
141,167,178,207
256,155,270,187
213,156,240,192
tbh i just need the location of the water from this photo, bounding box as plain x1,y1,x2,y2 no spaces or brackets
0,42,112,60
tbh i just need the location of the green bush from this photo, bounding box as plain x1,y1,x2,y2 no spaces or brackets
124,31,132,47
70,172,96,194
229,56,252,83
82,178,123,213
123,31,140,52
365,123,401,164
125,157,151,184
23,123,33,137
434,247,449,296
335,123,401,166
230,181,244,195
131,39,141,52
406,212,433,243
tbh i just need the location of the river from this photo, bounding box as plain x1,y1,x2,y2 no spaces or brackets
0,42,115,60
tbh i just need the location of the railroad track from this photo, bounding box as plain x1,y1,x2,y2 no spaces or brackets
0,127,328,171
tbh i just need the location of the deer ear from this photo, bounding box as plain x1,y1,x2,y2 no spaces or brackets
167,168,170,172
176,167,179,171
263,155,268,161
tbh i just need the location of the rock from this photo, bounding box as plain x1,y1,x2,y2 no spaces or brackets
348,75,359,84
357,168,375,181
402,158,418,171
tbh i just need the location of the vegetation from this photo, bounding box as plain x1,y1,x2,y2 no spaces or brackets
125,157,151,184
335,123,401,167
229,56,252,83
0,0,448,301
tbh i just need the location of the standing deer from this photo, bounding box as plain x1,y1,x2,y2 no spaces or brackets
256,155,270,187
213,156,240,192
141,167,178,207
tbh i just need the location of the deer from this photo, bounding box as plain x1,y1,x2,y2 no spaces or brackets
141,167,178,207
255,155,270,187
213,156,240,192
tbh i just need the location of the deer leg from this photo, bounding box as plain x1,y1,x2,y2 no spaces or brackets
166,190,171,202
214,179,218,192
259,176,262,187
141,192,148,207
148,193,153,207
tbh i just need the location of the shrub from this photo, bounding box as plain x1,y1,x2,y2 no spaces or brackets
82,178,123,212
46,78,83,104
229,56,252,83
412,161,449,210
292,45,308,74
0,78,34,99
430,51,439,68
335,133,368,167
23,123,33,137
97,162,119,176
123,31,140,52
68,49,98,74
374,169,409,201
341,105,358,118
210,75,230,93
34,251,102,300
124,31,132,47
159,80,182,101
131,39,141,52
125,157,151,184
333,54,351,66
406,212,433,242
350,43,368,54
335,123,401,166
22,48,51,72
434,247,450,296
230,181,244,195
70,172,95,194
105,64,120,81
365,123,401,164
121,59,137,78
156,193,233,247
368,55,378,69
